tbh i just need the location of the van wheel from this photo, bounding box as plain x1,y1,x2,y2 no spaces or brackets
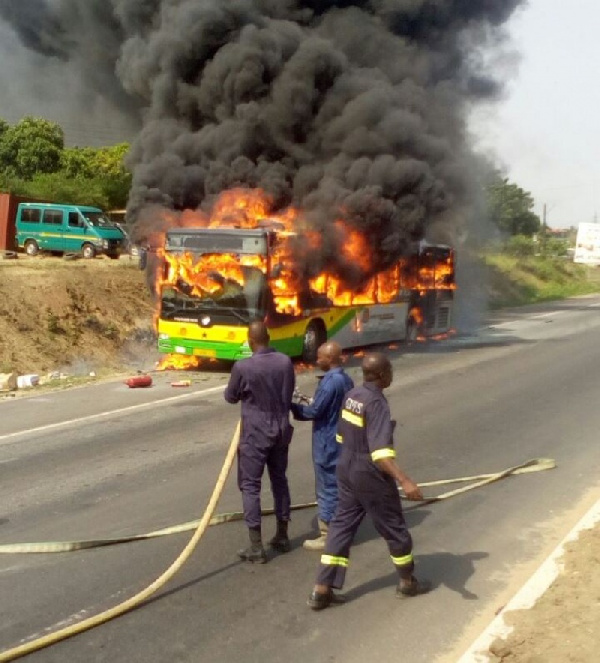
302,320,326,363
24,240,39,256
82,244,96,259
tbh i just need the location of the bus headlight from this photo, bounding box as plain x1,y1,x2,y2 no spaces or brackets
158,333,169,340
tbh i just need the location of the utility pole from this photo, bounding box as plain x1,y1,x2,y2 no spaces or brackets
541,203,547,255
543,203,547,228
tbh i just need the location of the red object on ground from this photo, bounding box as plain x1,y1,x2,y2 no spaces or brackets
125,375,153,388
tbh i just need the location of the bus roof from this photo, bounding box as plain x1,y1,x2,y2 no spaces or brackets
165,227,296,237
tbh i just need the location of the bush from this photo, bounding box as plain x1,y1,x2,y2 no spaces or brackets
543,238,569,257
505,235,535,257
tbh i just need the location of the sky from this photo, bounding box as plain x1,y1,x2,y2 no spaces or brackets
0,1,597,230
471,0,600,229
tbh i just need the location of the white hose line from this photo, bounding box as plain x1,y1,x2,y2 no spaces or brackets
0,458,555,554
0,421,241,663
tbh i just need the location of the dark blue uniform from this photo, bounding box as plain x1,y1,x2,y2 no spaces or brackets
291,367,354,524
315,382,414,589
224,348,295,529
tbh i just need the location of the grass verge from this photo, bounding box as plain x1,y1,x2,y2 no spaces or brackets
484,254,600,308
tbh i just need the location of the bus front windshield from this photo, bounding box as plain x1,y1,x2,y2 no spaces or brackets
160,257,270,325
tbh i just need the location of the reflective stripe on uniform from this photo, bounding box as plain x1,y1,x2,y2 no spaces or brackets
390,553,413,566
341,410,364,427
321,554,349,567
336,434,343,443
371,448,396,461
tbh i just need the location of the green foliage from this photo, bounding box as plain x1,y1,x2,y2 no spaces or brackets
505,234,535,257
484,252,600,308
0,172,110,208
0,116,131,209
542,237,569,258
61,143,130,179
487,176,541,237
0,117,65,179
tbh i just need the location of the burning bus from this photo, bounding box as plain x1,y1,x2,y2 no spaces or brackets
155,222,455,363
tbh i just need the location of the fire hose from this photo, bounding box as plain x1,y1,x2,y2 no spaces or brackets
0,443,555,661
0,421,241,663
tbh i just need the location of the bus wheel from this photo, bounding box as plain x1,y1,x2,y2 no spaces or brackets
81,243,96,259
24,240,39,257
302,320,326,363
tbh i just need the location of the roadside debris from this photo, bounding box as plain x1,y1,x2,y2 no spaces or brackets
125,374,153,388
16,374,40,389
1,372,40,392
171,380,191,388
0,372,18,392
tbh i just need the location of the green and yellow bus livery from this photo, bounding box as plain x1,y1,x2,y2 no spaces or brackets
156,228,454,363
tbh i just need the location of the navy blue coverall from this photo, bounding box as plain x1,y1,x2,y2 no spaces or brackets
315,382,414,589
291,367,354,524
224,348,295,529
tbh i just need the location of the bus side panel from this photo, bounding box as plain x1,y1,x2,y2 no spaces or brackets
328,303,410,349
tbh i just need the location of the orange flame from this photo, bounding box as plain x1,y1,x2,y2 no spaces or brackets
156,354,201,371
152,188,455,326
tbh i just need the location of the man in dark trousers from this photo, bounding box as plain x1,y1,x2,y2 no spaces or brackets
224,320,296,563
308,352,431,608
291,341,354,550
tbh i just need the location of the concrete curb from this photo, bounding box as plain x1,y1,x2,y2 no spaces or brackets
457,496,600,662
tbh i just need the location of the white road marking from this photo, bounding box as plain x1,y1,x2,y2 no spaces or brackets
0,385,226,445
457,497,600,662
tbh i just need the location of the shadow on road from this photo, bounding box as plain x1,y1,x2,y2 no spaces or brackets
345,549,488,602
415,550,489,600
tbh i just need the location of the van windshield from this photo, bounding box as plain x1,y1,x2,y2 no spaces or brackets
82,212,114,227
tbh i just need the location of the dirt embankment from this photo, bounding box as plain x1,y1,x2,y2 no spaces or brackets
0,255,155,377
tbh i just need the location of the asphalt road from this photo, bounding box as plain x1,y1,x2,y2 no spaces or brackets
1,295,600,663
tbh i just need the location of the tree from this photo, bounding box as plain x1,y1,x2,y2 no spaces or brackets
0,116,132,209
0,117,64,179
61,143,130,179
487,177,541,237
60,143,132,208
0,172,110,208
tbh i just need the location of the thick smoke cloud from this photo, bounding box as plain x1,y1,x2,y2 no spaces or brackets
0,0,524,285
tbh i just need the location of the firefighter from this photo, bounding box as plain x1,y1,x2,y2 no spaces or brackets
291,341,354,550
307,352,431,609
224,321,296,563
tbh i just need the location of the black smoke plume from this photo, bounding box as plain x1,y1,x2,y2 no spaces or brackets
0,0,524,286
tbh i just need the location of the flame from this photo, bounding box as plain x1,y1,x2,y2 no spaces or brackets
156,354,201,371
152,188,456,337
160,250,266,297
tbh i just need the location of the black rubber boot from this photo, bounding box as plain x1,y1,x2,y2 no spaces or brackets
396,576,432,598
307,588,347,611
238,527,267,564
269,520,291,553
